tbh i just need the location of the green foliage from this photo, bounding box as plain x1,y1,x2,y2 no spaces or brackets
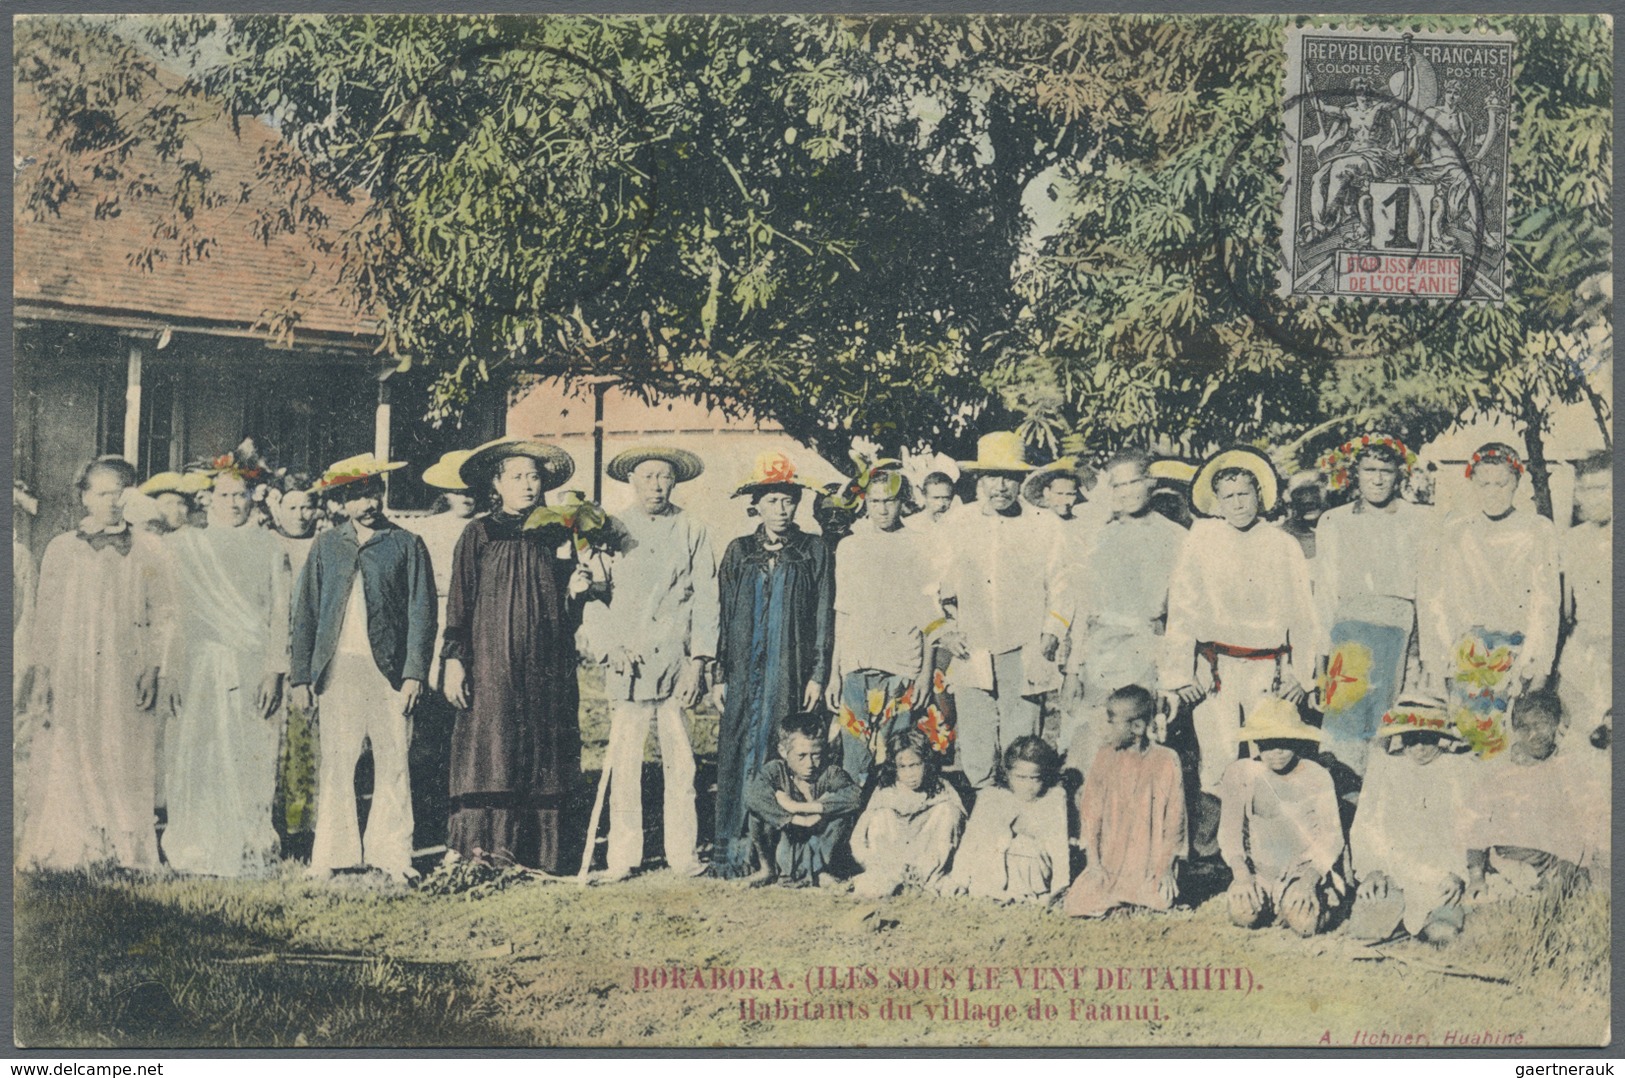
14,14,1610,482
1005,14,1611,479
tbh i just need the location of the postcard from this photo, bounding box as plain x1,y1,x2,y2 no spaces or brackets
10,11,1612,1050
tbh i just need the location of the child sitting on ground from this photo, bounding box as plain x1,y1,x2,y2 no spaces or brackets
850,728,966,898
1064,685,1187,918
1348,696,1473,944
743,711,862,887
1467,690,1595,897
942,736,1070,904
1218,698,1348,937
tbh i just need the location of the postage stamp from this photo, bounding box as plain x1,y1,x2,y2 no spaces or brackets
1281,28,1516,303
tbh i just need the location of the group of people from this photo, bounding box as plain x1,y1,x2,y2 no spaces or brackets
12,424,1610,945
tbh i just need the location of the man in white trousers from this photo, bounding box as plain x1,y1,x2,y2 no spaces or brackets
290,455,436,882
597,446,718,879
931,432,1069,789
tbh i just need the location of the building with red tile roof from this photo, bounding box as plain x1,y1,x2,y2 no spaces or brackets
13,45,404,554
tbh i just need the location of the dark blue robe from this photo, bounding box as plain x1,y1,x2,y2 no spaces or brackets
712,525,834,874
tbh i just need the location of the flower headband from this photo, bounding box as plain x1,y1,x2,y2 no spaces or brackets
210,453,264,482
1466,446,1524,479
1318,434,1415,492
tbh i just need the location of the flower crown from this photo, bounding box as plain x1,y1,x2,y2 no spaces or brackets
1318,434,1416,491
209,453,263,484
1465,446,1524,479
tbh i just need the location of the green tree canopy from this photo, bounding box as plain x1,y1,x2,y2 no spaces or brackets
15,14,1611,508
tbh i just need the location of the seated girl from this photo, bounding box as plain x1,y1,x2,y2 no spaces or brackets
850,728,966,897
942,736,1070,904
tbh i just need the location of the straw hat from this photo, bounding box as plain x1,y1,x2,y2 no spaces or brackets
458,437,575,492
732,450,819,498
1022,457,1086,507
607,446,704,484
1191,446,1280,517
317,453,408,492
138,471,212,497
1239,697,1323,744
422,449,476,491
1147,459,1197,484
1375,694,1469,749
958,432,1035,474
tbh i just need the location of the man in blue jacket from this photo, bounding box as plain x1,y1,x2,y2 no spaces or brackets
290,454,435,881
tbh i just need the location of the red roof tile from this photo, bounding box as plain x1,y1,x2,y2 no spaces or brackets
14,45,380,345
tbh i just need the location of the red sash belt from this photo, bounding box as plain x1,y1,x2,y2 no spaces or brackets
1196,641,1290,694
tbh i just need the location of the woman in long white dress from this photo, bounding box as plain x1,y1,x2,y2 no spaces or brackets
161,461,290,876
17,457,175,871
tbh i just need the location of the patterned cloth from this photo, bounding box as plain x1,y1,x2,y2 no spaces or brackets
1320,594,1414,775
835,669,920,788
1447,626,1523,759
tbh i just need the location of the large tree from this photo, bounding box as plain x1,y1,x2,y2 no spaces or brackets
995,14,1610,514
16,14,1610,506
19,14,1073,461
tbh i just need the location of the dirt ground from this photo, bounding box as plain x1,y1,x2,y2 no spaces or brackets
12,667,1612,1049
12,862,1610,1049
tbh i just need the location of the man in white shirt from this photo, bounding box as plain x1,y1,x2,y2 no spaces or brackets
1061,450,1185,775
596,447,718,879
932,433,1068,788
916,471,962,530
1164,447,1323,799
825,461,937,787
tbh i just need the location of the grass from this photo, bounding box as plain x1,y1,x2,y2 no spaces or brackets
14,861,1610,1049
14,870,506,1048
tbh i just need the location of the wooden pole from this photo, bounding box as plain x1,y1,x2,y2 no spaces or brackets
591,380,608,503
122,341,143,469
576,756,612,884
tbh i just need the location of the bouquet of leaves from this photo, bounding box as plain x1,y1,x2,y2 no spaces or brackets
523,490,614,553
825,450,904,512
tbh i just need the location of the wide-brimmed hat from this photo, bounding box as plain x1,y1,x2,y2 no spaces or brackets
1191,446,1280,517
458,437,575,492
1240,697,1323,744
732,450,819,499
1147,459,1197,485
422,449,476,491
317,453,408,492
607,446,704,484
139,471,212,497
1022,457,1086,507
958,431,1035,474
1375,694,1469,749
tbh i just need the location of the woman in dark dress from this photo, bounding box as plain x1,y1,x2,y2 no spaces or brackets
711,452,835,877
442,438,590,871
